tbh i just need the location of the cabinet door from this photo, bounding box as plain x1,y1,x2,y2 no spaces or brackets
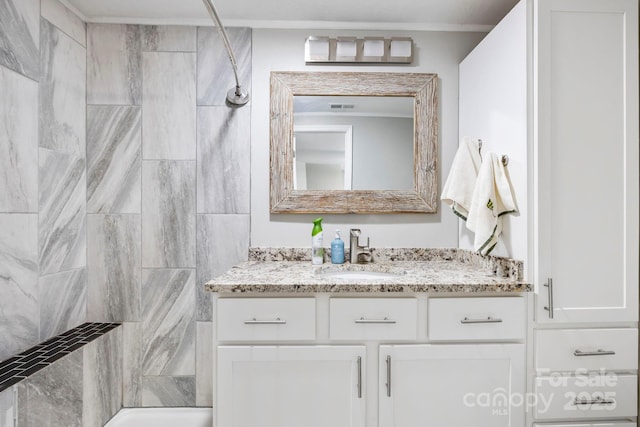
535,0,639,323
217,346,365,427
379,344,525,427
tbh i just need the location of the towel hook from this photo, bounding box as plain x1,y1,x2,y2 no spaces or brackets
501,155,509,166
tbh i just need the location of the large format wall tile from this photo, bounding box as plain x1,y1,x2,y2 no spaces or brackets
0,0,39,80
39,19,86,157
41,0,86,47
87,215,141,322
141,269,195,376
0,387,13,426
197,107,251,214
39,149,86,275
142,161,195,268
196,214,249,320
23,351,83,427
83,327,123,427
142,26,196,52
87,106,141,214
197,27,251,106
0,66,38,213
141,376,195,407
142,52,196,160
0,214,38,361
87,24,141,105
39,268,87,340
122,322,142,407
195,322,212,406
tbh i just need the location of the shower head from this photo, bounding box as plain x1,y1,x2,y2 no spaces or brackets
201,0,250,106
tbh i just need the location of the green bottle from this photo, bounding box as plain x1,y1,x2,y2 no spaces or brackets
311,217,324,265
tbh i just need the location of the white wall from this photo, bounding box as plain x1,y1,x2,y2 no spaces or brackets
251,29,485,248
458,1,528,261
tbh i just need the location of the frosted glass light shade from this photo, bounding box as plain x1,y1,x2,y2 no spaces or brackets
306,37,329,61
363,39,384,57
336,39,357,57
390,39,412,58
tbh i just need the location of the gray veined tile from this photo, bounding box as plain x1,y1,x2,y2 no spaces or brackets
24,351,82,427
142,52,196,160
83,327,122,427
195,322,213,407
0,0,39,80
87,24,142,105
142,26,196,52
0,66,38,213
41,0,86,47
141,376,195,407
39,149,86,276
39,19,86,157
197,27,251,106
39,268,87,341
141,161,196,268
0,214,38,362
0,387,15,427
87,214,141,322
141,269,195,376
87,106,142,214
122,322,142,407
197,107,251,214
196,214,249,320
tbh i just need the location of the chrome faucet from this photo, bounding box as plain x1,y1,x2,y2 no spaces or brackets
349,229,371,264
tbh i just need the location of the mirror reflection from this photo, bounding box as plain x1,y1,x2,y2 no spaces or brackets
293,96,414,191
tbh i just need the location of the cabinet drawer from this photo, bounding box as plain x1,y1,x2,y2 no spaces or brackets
330,298,417,340
534,374,637,420
428,297,525,341
535,329,638,373
217,298,316,341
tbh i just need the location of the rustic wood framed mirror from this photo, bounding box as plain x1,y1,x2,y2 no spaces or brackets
270,71,438,214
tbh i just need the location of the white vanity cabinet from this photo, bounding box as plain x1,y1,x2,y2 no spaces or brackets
533,0,639,324
217,346,366,427
379,344,525,427
213,294,527,427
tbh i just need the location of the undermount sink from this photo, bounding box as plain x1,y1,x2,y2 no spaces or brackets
316,267,406,281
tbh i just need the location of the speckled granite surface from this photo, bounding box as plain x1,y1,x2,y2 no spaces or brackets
205,248,530,294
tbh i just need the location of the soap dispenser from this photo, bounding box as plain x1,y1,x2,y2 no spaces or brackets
331,230,345,264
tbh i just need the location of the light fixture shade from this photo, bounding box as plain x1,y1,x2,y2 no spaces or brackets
304,36,413,64
305,37,330,61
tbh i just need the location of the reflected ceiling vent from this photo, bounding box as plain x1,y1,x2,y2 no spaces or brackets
329,103,356,111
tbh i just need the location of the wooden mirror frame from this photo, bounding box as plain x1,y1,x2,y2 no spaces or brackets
270,71,438,214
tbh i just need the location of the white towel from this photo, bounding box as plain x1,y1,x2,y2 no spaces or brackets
466,152,518,255
441,137,482,220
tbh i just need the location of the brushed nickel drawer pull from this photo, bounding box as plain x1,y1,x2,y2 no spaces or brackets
357,356,362,399
355,317,397,324
574,349,616,357
573,396,615,406
385,355,392,397
243,317,286,325
544,278,554,319
461,317,503,324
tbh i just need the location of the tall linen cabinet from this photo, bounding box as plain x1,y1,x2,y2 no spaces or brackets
459,0,639,426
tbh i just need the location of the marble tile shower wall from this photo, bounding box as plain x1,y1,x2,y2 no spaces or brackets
0,0,87,362
85,24,251,407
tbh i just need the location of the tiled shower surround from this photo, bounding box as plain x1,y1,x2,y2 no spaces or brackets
0,0,251,411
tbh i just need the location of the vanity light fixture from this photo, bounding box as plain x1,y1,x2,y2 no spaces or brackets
304,37,413,64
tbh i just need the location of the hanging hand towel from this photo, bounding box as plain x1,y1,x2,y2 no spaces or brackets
466,152,518,256
441,137,482,220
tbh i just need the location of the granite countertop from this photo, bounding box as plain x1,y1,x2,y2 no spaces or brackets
205,248,532,294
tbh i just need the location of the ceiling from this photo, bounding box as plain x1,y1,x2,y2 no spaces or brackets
63,0,520,31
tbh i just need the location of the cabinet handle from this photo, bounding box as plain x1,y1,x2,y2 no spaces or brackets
357,356,362,399
573,396,615,406
543,278,554,319
385,355,392,397
243,317,286,325
460,317,503,324
574,349,616,357
354,317,396,324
